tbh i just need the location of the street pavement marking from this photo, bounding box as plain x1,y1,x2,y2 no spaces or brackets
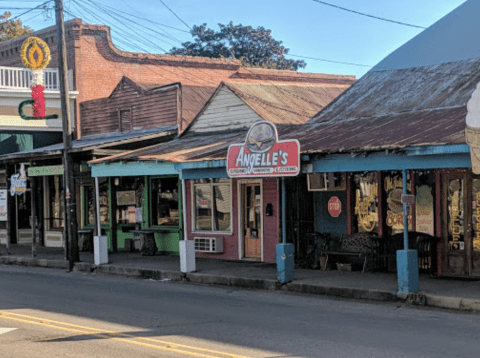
0,328,17,335
0,310,249,358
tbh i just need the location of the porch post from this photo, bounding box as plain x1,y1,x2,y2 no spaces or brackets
179,178,195,272
31,175,36,257
396,169,419,293
93,177,108,265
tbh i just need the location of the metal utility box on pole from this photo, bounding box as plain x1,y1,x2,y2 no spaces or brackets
55,0,79,268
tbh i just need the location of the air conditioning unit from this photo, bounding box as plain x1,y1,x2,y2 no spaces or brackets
194,237,223,253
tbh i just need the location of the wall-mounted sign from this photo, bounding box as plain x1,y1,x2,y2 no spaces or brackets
28,165,64,177
10,165,27,196
0,189,7,221
227,122,300,177
328,196,342,217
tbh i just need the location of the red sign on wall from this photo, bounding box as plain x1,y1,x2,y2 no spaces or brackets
328,196,342,217
227,122,300,177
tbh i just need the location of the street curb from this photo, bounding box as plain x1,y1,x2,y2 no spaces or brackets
3,256,480,312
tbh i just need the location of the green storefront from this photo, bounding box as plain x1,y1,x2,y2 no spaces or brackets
87,161,182,254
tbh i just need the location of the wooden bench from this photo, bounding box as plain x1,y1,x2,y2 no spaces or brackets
321,233,374,273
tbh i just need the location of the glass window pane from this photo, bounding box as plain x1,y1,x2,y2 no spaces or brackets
151,177,179,226
195,185,212,230
213,184,231,231
472,179,480,251
48,176,64,229
85,178,109,226
114,176,144,225
384,171,413,236
447,179,464,251
353,172,378,234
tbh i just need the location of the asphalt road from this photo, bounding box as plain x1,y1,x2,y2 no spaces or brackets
0,265,480,358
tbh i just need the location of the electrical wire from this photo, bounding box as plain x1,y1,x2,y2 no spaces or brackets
157,0,191,30
311,0,426,29
0,0,51,25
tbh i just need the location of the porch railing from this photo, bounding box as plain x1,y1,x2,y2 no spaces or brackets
0,66,73,91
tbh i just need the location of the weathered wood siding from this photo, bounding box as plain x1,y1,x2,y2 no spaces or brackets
80,81,179,137
189,86,263,133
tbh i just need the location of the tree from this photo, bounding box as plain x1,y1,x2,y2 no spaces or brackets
169,22,306,71
0,11,33,43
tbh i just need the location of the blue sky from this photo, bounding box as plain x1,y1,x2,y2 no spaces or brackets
2,0,467,78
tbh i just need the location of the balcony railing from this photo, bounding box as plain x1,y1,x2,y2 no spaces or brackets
0,66,73,91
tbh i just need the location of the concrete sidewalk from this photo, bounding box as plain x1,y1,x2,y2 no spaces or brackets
1,244,480,312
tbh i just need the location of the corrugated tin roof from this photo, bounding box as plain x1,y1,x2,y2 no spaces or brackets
0,125,177,161
311,58,480,124
90,130,247,164
180,85,217,131
223,82,349,125
281,106,467,154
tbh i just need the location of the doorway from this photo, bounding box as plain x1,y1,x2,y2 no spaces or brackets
442,171,480,276
241,182,262,259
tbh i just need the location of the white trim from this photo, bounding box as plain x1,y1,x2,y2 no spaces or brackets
237,178,263,261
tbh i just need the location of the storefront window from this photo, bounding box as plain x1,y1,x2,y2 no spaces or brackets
151,177,179,226
84,178,110,226
47,176,64,229
114,176,144,225
415,171,435,236
384,171,413,236
447,178,464,251
472,178,480,251
0,173,6,230
353,172,378,234
193,178,231,232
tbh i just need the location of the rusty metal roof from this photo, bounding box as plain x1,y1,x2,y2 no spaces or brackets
91,59,479,165
223,82,349,125
180,85,217,131
280,106,467,154
311,58,480,124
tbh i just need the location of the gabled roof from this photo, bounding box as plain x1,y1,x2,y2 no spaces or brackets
223,81,349,125
311,58,480,124
90,74,355,165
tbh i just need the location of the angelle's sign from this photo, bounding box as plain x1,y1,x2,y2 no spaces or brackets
227,122,300,177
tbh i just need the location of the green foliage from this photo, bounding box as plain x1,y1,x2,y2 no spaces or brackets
169,22,306,71
0,11,33,43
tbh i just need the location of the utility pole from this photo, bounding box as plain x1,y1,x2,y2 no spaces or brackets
55,0,79,269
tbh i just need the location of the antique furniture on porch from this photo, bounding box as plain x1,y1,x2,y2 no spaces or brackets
321,233,375,273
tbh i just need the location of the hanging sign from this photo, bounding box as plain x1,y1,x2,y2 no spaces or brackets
227,122,300,177
0,189,7,221
10,165,27,196
328,196,342,217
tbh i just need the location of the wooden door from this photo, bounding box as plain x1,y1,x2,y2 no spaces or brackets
442,172,473,276
243,184,262,259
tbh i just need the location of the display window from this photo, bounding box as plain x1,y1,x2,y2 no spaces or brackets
353,172,379,234
415,171,435,237
0,173,6,230
150,177,179,227
383,171,413,236
114,176,144,225
83,178,110,226
47,175,64,229
192,178,231,232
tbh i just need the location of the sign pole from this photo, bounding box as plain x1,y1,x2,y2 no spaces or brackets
396,169,419,293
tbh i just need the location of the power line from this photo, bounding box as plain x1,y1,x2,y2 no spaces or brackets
0,0,51,24
311,0,426,29
157,0,191,31
288,54,374,68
